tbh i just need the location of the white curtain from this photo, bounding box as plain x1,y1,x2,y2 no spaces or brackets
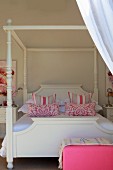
76,0,113,74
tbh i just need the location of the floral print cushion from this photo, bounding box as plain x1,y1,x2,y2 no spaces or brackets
28,103,59,117
65,102,96,116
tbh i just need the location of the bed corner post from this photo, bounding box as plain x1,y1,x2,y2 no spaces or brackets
6,19,13,169
23,48,27,103
94,46,98,103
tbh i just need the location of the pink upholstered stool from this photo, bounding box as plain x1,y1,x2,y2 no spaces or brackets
63,145,113,170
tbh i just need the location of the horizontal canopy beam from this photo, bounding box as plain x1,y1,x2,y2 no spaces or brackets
27,47,94,52
3,25,87,31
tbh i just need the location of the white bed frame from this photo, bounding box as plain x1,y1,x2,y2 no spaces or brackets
14,85,113,158
3,84,113,169
2,20,103,169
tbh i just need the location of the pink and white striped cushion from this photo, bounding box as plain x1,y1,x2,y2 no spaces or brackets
65,102,96,116
68,92,92,104
32,93,56,105
28,103,59,117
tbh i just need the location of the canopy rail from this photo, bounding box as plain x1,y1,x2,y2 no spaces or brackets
3,25,87,31
27,47,94,52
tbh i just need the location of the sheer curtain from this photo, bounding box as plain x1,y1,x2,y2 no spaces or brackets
76,0,113,74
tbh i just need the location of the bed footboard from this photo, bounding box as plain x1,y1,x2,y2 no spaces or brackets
13,117,113,157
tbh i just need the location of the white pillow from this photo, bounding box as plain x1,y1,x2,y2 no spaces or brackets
26,98,34,104
91,100,102,112
95,104,103,112
18,99,34,113
18,104,29,113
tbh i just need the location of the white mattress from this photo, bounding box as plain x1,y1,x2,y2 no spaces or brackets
13,113,113,132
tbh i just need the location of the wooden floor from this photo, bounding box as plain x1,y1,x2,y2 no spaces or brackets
0,139,59,170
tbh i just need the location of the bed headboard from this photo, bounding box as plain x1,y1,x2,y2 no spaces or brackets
27,84,98,102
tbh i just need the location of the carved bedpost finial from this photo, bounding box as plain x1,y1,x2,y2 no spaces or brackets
7,19,12,26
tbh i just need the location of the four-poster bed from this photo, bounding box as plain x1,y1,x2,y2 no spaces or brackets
2,19,113,169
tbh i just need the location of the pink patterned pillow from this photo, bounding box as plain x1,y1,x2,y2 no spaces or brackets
28,103,59,117
68,92,92,104
32,93,56,105
65,102,96,116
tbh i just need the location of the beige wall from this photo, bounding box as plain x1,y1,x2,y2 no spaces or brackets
27,51,94,92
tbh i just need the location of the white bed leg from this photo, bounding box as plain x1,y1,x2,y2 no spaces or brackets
7,162,13,169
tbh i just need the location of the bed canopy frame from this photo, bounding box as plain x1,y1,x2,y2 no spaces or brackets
3,19,98,169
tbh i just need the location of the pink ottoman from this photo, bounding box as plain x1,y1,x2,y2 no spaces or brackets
63,145,113,170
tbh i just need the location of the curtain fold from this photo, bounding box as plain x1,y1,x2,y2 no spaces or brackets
76,0,113,74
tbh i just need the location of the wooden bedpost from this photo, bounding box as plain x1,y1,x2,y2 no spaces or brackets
6,19,13,169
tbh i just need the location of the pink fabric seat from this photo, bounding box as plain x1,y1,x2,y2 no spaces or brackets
63,145,113,170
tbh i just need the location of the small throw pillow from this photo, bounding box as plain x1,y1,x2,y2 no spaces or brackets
28,103,59,117
32,93,56,105
68,92,92,104
65,102,96,116
18,98,35,113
